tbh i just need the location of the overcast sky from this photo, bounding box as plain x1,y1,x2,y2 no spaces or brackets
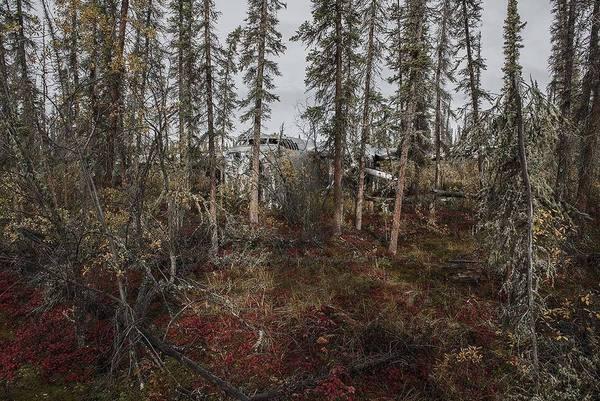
214,0,553,136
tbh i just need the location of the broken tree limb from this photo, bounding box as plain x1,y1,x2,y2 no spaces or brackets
140,327,251,401
250,352,407,400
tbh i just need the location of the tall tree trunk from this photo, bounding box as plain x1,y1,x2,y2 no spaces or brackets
389,0,424,255
15,0,36,152
576,0,600,209
577,82,600,211
177,0,185,178
555,0,578,200
69,2,80,120
434,0,450,190
355,0,377,231
0,34,12,166
332,0,345,236
249,0,268,225
176,0,194,190
88,0,100,180
203,0,218,251
110,0,129,186
388,89,416,255
513,74,540,381
461,0,482,183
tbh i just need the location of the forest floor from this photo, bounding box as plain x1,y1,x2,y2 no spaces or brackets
1,206,599,401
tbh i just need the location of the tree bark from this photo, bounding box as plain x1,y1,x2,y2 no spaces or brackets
203,0,218,252
104,0,129,185
15,0,36,152
388,96,415,255
513,74,540,381
555,0,578,200
434,0,450,190
333,0,345,236
249,0,268,225
355,0,377,231
461,0,482,183
576,0,600,209
576,78,600,210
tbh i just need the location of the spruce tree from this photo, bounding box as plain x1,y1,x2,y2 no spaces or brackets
127,0,164,245
355,0,385,231
576,0,600,209
198,0,220,252
502,0,539,376
454,0,486,184
4,0,39,155
549,0,579,200
388,0,429,255
387,0,405,119
293,0,353,236
432,0,455,191
216,28,242,151
478,0,572,380
240,0,286,225
168,0,198,189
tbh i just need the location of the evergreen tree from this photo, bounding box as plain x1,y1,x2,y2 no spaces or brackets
355,0,385,231
127,0,164,245
388,0,430,255
549,0,580,200
576,0,600,209
342,0,362,157
386,0,405,120
168,0,198,188
240,0,286,225
432,0,455,190
198,0,221,252
2,0,39,156
479,0,572,379
293,0,353,236
500,0,540,376
454,0,487,183
215,27,241,151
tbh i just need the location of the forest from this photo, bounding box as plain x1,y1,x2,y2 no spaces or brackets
0,0,598,400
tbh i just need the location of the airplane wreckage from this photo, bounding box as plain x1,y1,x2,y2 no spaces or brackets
217,132,401,206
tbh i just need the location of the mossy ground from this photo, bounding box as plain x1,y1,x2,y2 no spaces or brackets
1,206,598,401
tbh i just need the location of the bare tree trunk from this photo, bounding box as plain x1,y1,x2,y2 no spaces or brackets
388,94,416,255
0,33,12,156
203,0,218,252
434,0,450,191
103,0,129,185
513,75,540,382
69,2,80,120
355,0,377,231
576,0,600,209
15,0,36,152
332,0,344,236
555,0,578,200
175,0,194,190
249,0,268,225
577,79,600,210
460,0,482,184
177,0,185,177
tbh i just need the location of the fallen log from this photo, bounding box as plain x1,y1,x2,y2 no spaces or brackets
250,352,407,400
140,327,252,401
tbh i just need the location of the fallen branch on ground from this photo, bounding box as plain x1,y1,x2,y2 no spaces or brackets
250,352,408,400
140,327,252,401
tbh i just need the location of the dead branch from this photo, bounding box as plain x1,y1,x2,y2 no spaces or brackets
250,352,408,400
140,327,251,401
